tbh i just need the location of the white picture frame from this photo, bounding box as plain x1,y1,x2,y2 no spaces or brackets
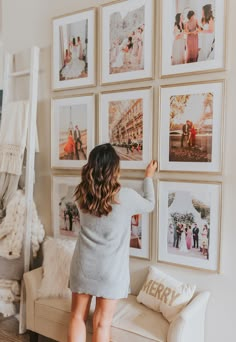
121,178,151,259
99,87,153,170
160,0,226,77
101,0,154,85
52,175,81,239
159,80,224,173
52,8,96,90
51,94,95,169
158,180,222,272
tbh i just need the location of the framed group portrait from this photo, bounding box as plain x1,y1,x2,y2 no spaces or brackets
159,80,224,173
52,176,81,239
121,178,151,259
51,94,95,169
99,87,153,170
160,0,226,77
101,0,154,85
157,180,222,272
52,8,96,90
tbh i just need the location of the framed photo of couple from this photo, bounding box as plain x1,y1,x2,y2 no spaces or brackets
52,175,81,240
157,180,222,272
51,94,95,169
101,0,154,85
120,178,151,259
52,8,96,90
159,80,225,173
160,0,226,77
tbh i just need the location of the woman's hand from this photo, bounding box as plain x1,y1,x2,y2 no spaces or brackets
145,160,158,178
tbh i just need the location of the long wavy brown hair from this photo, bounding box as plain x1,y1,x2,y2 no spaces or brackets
74,143,121,217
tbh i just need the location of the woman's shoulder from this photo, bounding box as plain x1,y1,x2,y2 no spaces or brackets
119,187,137,199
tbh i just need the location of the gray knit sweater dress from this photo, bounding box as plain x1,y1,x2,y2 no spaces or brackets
69,177,155,299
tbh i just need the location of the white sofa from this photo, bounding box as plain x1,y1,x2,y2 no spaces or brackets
24,267,210,342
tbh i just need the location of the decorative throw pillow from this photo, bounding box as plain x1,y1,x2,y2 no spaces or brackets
137,266,196,322
38,237,76,298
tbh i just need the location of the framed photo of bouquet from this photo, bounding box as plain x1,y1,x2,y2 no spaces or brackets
157,180,222,272
52,8,96,90
159,80,224,173
51,94,95,169
160,0,226,77
52,176,81,239
99,87,153,170
121,178,151,259
101,0,154,85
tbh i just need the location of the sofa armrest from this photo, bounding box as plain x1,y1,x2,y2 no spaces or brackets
167,291,210,342
23,267,43,331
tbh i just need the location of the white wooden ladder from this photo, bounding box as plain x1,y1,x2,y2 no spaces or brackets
2,46,40,333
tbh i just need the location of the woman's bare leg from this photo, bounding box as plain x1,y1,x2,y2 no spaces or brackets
92,297,117,342
68,292,92,342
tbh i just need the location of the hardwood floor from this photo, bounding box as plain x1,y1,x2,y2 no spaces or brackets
0,315,54,342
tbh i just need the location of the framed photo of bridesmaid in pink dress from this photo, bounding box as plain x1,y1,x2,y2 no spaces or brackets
160,0,226,77
101,0,154,85
52,8,96,90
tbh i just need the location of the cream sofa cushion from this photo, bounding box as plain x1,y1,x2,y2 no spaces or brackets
137,266,196,322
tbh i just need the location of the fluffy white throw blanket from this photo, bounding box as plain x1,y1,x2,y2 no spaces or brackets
0,190,45,259
0,279,20,317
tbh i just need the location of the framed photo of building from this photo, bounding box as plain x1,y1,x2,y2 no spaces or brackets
121,178,151,259
160,0,226,77
99,87,153,169
101,0,154,85
159,80,224,173
157,180,222,272
51,95,95,169
52,8,96,90
52,176,81,239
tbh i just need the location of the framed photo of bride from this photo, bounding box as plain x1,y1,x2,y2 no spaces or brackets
159,80,225,173
99,87,153,170
160,0,226,77
52,175,81,239
52,8,96,90
51,94,95,169
157,180,222,272
120,178,151,259
101,0,154,85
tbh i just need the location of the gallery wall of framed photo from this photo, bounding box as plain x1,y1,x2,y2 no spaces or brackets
50,0,226,272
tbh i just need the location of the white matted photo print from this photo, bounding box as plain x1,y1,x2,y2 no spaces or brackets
99,88,153,169
161,0,225,77
101,0,154,84
159,81,224,173
51,95,95,169
52,176,81,239
121,179,150,259
52,8,96,90
158,180,221,272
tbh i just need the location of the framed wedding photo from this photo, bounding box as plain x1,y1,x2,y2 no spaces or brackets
159,80,224,173
157,180,222,272
52,176,81,239
160,0,226,77
51,95,95,169
121,179,151,259
99,87,153,170
101,0,154,85
52,8,96,90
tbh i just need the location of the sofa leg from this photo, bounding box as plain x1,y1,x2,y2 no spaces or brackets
29,331,39,342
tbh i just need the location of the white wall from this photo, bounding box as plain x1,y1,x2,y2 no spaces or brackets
1,1,236,341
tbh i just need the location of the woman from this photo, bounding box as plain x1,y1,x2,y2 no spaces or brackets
198,4,215,61
64,130,75,160
76,36,84,60
185,10,199,63
186,226,192,250
61,37,85,79
189,122,197,147
201,224,209,256
68,144,157,342
172,13,186,65
168,223,174,245
179,224,188,252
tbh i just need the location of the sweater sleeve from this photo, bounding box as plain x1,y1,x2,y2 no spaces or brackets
127,177,155,215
